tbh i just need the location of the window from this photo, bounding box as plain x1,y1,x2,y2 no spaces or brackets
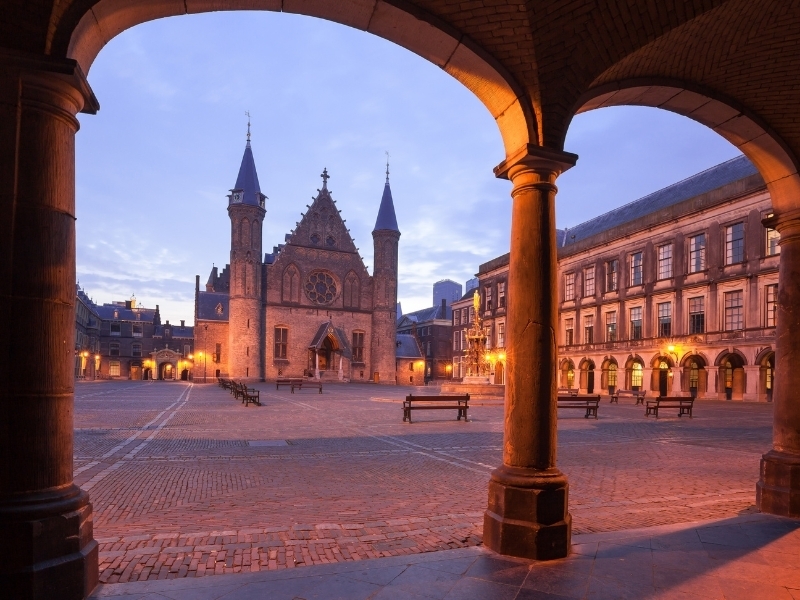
485,285,493,310
274,327,288,359
486,325,492,350
426,341,431,356
132,344,142,358
565,273,575,300
657,244,673,280
607,364,618,387
109,361,120,377
583,314,594,344
184,344,190,356
468,307,474,322
110,322,121,336
726,223,745,264
132,323,143,338
689,234,706,273
630,307,642,340
497,323,505,348
689,297,705,334
109,342,120,357
583,266,595,297
605,311,617,342
454,311,460,326
766,284,778,327
409,362,414,372
453,331,461,351
461,330,466,349
630,252,643,286
657,302,672,337
766,227,781,256
725,290,744,331
215,343,221,363
631,363,643,388
352,331,365,362
498,282,506,308
565,318,574,346
689,361,699,389
606,259,618,292
462,308,468,323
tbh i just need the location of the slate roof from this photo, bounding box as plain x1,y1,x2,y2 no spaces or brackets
231,141,265,207
196,291,229,321
309,321,352,359
154,325,194,338
396,334,423,359
373,180,399,232
399,303,451,325
94,303,157,322
563,155,759,247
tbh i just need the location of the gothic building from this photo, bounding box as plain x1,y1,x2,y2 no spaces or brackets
194,133,400,383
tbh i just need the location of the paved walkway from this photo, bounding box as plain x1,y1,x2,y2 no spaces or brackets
75,381,774,585
90,513,800,599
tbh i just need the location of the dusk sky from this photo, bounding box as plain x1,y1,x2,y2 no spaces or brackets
75,11,742,322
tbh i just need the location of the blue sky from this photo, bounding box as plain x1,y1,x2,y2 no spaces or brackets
75,11,742,321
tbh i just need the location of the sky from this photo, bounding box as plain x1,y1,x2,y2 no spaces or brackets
75,11,742,322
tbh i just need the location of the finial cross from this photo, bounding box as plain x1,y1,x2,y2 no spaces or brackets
245,111,251,141
385,151,390,183
321,168,330,187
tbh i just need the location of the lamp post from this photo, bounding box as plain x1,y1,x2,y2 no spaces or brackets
198,351,207,383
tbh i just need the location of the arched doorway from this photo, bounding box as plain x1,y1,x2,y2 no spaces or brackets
717,352,746,401
601,358,619,394
650,356,674,397
758,350,776,402
494,360,505,385
560,359,576,390
180,369,189,381
680,355,708,398
625,356,645,392
159,362,175,380
579,359,595,394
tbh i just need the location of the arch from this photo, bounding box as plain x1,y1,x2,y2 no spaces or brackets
343,271,360,309
680,352,708,368
578,358,595,394
600,357,619,392
573,81,800,216
281,263,300,303
578,358,595,370
755,346,776,367
559,358,575,389
624,354,645,369
252,219,260,249
713,348,748,367
649,354,674,369
61,0,536,157
681,354,708,396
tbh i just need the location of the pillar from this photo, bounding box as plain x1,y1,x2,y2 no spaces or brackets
670,367,681,394
758,212,800,516
0,51,99,598
484,146,577,560
744,365,760,401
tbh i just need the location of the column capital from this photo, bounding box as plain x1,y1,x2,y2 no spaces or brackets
494,144,578,181
762,208,800,239
0,48,99,114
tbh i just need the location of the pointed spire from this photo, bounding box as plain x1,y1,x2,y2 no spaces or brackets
373,166,400,233
230,121,265,207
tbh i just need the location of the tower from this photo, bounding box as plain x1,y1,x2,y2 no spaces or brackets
227,123,266,380
370,163,400,384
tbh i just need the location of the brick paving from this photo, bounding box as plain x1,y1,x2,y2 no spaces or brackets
74,381,773,584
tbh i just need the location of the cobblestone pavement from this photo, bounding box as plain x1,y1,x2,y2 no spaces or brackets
74,381,772,584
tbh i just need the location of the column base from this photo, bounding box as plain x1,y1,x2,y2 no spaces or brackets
757,450,800,517
0,485,98,599
483,465,571,560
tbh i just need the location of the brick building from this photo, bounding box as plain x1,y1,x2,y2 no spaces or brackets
194,133,400,383
455,156,778,401
74,284,101,379
396,299,453,383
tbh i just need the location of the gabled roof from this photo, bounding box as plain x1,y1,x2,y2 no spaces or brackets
230,140,265,207
373,180,399,233
309,321,352,359
155,325,194,338
94,303,157,322
282,171,359,254
399,303,451,325
197,291,229,321
396,334,423,359
562,155,760,247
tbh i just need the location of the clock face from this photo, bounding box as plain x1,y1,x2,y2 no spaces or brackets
232,192,242,203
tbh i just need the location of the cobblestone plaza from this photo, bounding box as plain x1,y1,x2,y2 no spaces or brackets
74,382,773,585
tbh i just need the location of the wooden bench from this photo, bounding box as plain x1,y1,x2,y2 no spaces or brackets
403,394,469,423
610,389,646,405
291,380,323,394
557,387,579,396
646,396,695,418
241,386,261,407
557,395,600,419
276,378,303,390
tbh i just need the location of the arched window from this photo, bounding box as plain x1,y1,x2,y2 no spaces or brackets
282,265,300,303
567,368,575,388
724,360,734,389
252,220,260,249
689,361,699,389
343,272,360,308
241,218,250,248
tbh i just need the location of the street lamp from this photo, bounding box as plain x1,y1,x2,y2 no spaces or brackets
197,351,207,383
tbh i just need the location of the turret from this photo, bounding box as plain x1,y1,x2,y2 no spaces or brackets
370,163,400,384
227,122,266,380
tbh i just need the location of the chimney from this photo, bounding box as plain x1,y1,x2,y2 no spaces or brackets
441,298,447,317
165,320,170,326
180,320,185,327
125,300,132,309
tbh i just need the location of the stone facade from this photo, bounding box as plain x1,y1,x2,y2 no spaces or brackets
195,141,400,383
459,156,778,402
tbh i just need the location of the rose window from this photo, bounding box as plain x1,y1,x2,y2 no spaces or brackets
305,271,337,304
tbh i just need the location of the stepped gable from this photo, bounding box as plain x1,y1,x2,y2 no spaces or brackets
283,170,359,255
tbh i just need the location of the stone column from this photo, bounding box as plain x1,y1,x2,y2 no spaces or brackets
670,367,681,394
744,365,760,401
0,51,99,598
484,146,577,560
758,212,800,516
